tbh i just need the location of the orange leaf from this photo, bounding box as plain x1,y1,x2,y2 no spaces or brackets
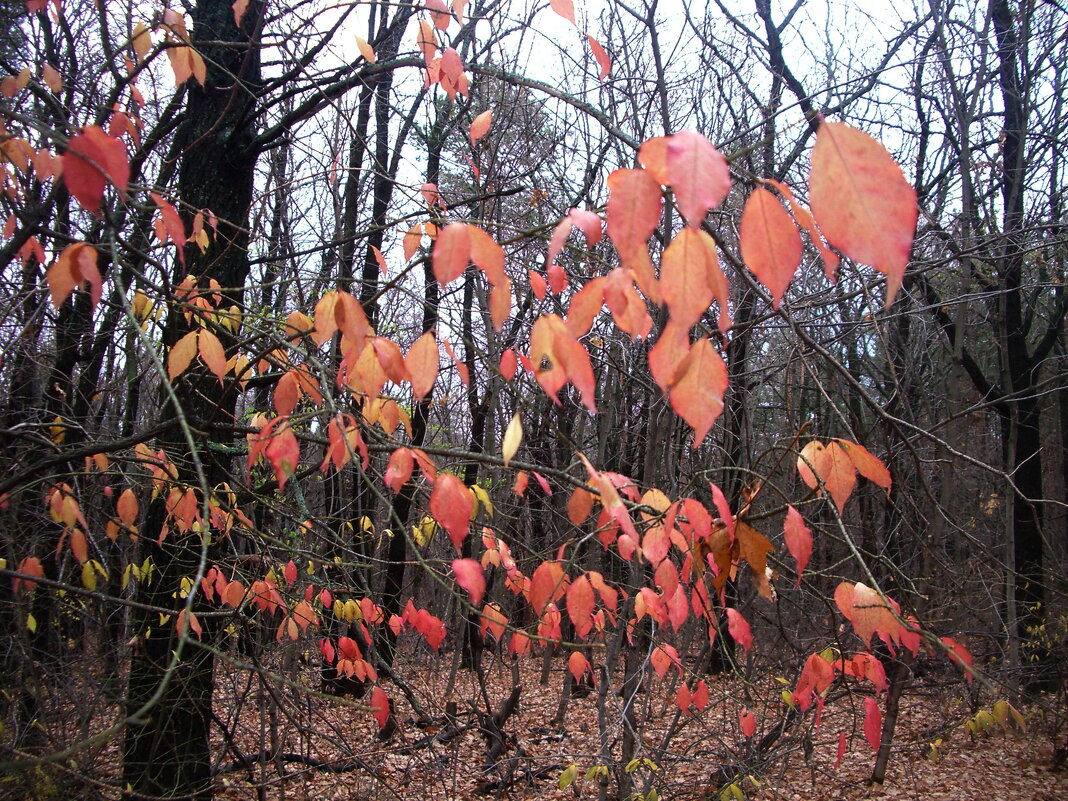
662,228,716,330
46,242,101,310
354,35,376,63
117,488,139,527
480,603,508,641
469,109,492,145
834,439,891,491
669,337,727,447
467,224,506,285
232,0,250,26
432,222,470,286
564,277,604,338
406,331,439,401
41,63,62,93
665,130,730,229
63,126,129,214
567,651,591,684
197,329,227,383
430,473,472,551
168,330,199,380
529,561,567,617
739,707,756,738
648,321,689,392
809,121,917,307
822,441,857,514
567,487,594,525
530,314,597,412
566,574,595,638
587,35,610,80
452,558,485,605
606,168,662,270
740,186,802,310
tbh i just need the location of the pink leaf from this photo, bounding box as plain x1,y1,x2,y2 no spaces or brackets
452,558,485,605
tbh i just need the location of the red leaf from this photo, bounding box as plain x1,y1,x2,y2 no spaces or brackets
63,126,129,214
809,121,917,307
665,130,730,229
725,607,753,654
863,696,882,752
793,652,836,712
371,686,390,730
834,731,847,770
529,270,547,300
739,186,802,309
783,505,812,585
384,448,414,494
675,683,692,714
566,574,595,638
430,473,473,551
692,679,709,712
941,636,974,682
499,348,518,381
708,481,734,543
284,559,297,586
452,558,485,606
739,707,756,738
650,644,681,678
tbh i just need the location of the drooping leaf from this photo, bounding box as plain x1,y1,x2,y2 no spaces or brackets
432,222,471,286
665,130,731,229
406,331,439,401
550,0,576,25
46,242,101,310
567,650,591,684
371,685,390,730
197,329,227,383
429,473,473,551
793,652,836,712
725,607,753,654
783,505,812,585
606,168,662,276
566,574,595,638
809,121,917,307
669,337,728,447
588,35,610,80
834,731,847,769
661,228,715,331
863,696,882,751
63,127,129,214
384,448,414,493
529,560,567,617
739,707,756,738
452,558,485,606
740,186,802,309
469,109,492,145
502,412,522,466
834,439,891,491
167,330,199,380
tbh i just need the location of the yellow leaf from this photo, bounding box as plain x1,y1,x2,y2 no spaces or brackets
502,412,522,466
471,484,493,518
50,415,66,444
25,613,36,633
81,561,97,590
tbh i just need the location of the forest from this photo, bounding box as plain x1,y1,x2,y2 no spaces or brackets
0,0,1066,799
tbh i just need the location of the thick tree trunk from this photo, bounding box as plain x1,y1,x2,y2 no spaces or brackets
122,2,262,798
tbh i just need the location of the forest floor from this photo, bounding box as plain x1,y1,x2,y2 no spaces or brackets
202,653,1068,801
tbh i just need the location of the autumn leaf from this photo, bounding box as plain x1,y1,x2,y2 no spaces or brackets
452,558,485,605
197,329,226,383
809,121,917,307
502,412,522,466
863,696,882,751
406,331,439,401
567,651,591,684
429,473,473,551
740,186,802,309
605,167,662,277
739,707,756,738
726,607,753,654
354,35,376,63
168,330,199,380
783,505,812,585
529,560,567,617
566,574,595,637
588,36,610,80
63,126,129,214
661,228,715,330
665,130,731,228
834,438,891,491
668,337,728,447
370,685,390,730
46,242,102,310
550,0,576,25
469,109,492,145
432,223,470,287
